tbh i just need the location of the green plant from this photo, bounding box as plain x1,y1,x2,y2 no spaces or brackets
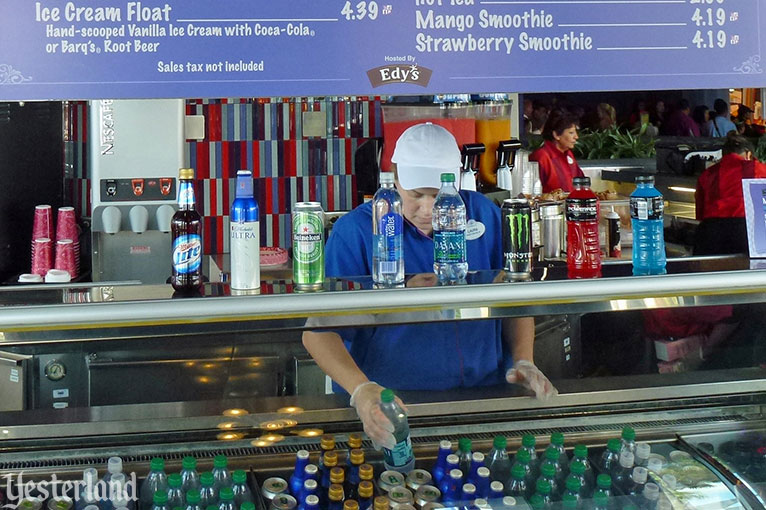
574,124,656,160
754,136,766,162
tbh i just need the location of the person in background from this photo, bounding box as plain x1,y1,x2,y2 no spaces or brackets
530,100,549,135
650,99,666,131
530,109,585,193
663,99,700,136
302,123,556,449
628,99,648,129
523,98,534,136
736,104,764,138
693,105,711,137
596,103,617,130
695,132,766,254
707,98,737,137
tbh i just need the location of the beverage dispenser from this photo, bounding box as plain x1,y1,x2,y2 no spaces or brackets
89,99,185,283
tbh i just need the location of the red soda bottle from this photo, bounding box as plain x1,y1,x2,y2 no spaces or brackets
171,168,203,291
566,176,601,279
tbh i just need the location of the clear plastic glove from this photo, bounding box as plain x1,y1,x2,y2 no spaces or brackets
506,360,558,400
350,381,405,450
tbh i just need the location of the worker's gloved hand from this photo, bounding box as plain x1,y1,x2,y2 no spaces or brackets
350,381,400,450
506,360,558,400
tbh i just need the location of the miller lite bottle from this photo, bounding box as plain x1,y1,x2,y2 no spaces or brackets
171,168,203,291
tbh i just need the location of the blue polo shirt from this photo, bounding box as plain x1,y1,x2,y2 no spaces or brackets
324,190,508,391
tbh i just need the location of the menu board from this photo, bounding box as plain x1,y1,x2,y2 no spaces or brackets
0,0,764,100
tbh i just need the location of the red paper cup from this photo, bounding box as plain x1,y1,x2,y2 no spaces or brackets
54,239,78,279
31,237,53,277
32,205,53,240
55,206,78,242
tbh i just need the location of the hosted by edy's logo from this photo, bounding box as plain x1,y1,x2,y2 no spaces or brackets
367,64,433,88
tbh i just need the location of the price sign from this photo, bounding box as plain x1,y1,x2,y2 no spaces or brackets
0,0,763,100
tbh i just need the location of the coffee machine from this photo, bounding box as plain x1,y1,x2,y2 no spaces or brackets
89,99,185,283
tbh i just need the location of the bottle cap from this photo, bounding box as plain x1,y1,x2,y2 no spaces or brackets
449,469,463,480
82,468,97,485
597,474,612,489
461,483,476,495
541,463,556,478
545,447,559,461
440,173,456,183
562,494,578,509
150,458,165,471
359,464,374,480
200,472,214,486
330,467,345,484
233,470,247,484
636,175,655,184
551,432,565,446
168,474,182,488
153,492,168,505
661,474,677,490
473,499,490,509
303,479,318,491
179,168,195,180
515,449,531,463
374,497,389,510
305,465,319,477
477,467,490,479
350,449,365,466
219,488,234,501
446,454,459,466
344,501,359,510
349,433,363,449
359,481,374,499
530,494,544,510
490,481,504,493
304,497,319,509
323,451,338,467
440,440,453,450
620,451,635,468
636,443,651,460
328,484,344,502
632,467,648,484
296,450,310,461
241,503,256,510
565,476,581,492
570,460,586,475
380,388,395,403
186,491,201,504
380,172,395,184
235,170,254,198
182,456,197,470
511,463,526,479
573,444,588,458
572,176,591,187
535,479,551,495
493,436,507,450
501,497,516,507
458,438,472,452
648,458,663,473
321,435,336,450
472,452,485,463
607,438,621,452
522,434,536,448
622,427,636,441
107,457,123,474
643,482,660,501
213,455,228,469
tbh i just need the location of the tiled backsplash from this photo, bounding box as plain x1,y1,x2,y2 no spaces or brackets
65,96,383,254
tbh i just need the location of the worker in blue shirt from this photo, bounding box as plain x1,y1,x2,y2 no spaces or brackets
303,123,556,449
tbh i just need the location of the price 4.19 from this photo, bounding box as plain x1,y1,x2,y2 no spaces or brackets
341,1,379,20
691,7,725,26
693,30,726,48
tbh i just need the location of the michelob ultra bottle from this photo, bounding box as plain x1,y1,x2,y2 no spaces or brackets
171,168,203,291
230,170,260,291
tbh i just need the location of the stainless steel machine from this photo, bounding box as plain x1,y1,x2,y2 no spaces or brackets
89,99,185,283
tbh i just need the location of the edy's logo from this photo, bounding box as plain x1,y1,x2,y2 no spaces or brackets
508,213,529,246
367,64,433,88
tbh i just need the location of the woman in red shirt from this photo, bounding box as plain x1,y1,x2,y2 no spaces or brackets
695,133,766,254
530,109,585,193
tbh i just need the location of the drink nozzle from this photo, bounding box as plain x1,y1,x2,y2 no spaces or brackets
460,143,485,192
497,139,522,170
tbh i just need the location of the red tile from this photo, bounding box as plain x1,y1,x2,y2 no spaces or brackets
196,143,210,179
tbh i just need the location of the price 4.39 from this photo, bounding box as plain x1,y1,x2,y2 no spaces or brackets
341,1,379,20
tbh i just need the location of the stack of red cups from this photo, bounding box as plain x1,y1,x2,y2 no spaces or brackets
55,206,79,278
31,205,54,277
30,205,80,280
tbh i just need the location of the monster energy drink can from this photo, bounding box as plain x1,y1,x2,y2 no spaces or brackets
292,202,325,291
502,198,533,278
